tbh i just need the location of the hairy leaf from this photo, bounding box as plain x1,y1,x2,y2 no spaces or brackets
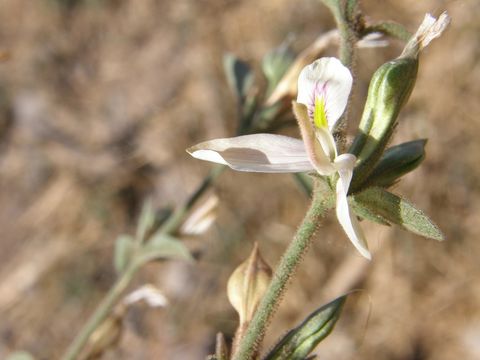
353,187,444,240
263,295,347,360
362,139,426,188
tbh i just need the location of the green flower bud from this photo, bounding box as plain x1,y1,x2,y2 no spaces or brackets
350,12,450,189
349,56,418,187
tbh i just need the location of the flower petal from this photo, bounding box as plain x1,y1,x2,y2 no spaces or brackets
187,134,315,173
297,57,352,130
315,126,337,161
334,154,371,260
293,101,336,175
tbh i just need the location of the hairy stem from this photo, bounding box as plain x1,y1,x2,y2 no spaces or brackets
232,183,334,360
320,0,357,68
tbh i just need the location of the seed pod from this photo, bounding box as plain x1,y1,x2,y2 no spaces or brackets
350,12,450,189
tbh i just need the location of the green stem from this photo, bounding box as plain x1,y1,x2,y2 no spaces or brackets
232,184,334,360
320,0,357,68
61,263,139,360
159,164,225,235
61,164,225,360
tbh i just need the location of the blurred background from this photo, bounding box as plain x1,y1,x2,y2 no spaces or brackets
0,0,479,359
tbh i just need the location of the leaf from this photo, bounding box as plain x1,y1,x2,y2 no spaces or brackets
113,235,135,274
6,351,35,360
353,187,444,240
263,295,347,360
363,139,426,188
349,197,390,226
223,53,254,101
136,199,155,243
140,233,193,264
262,40,295,97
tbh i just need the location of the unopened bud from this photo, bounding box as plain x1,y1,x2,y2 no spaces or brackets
350,12,450,190
179,194,219,236
227,243,272,325
123,284,169,308
84,306,124,359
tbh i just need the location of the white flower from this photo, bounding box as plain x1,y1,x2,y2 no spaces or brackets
187,57,370,260
123,284,168,308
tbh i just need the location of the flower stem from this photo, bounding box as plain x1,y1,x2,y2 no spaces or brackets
61,263,139,360
320,0,357,68
61,165,225,360
159,164,225,235
232,183,334,360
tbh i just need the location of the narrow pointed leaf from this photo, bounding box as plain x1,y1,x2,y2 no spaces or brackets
263,295,347,360
140,233,193,264
262,41,295,96
136,200,155,243
353,187,444,240
362,139,427,188
223,53,254,100
114,235,135,274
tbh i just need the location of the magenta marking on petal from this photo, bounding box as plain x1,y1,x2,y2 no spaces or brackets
307,80,330,122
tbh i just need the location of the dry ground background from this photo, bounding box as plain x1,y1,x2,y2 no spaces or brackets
0,0,479,359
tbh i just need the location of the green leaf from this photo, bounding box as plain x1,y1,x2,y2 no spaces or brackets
363,21,412,42
136,200,155,243
262,40,294,97
113,235,135,273
6,351,35,360
140,233,193,264
263,295,347,360
353,187,444,241
223,53,254,101
362,139,427,188
349,197,390,226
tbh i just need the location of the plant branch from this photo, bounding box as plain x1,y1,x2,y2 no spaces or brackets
61,164,225,360
232,181,334,360
61,263,139,360
320,0,357,68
